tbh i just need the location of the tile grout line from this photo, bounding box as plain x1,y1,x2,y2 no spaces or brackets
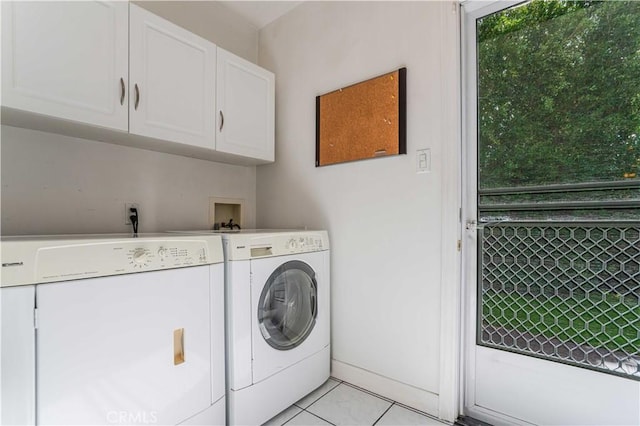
372,402,395,426
299,380,341,425
280,408,305,426
334,379,448,425
302,408,337,426
278,377,448,426
340,381,395,403
301,379,387,426
338,379,448,424
276,378,343,425
294,379,342,409
391,400,448,424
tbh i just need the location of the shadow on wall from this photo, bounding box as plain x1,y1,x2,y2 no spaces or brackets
257,165,328,232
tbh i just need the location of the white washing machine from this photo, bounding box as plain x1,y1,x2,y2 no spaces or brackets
0,233,226,426
223,230,330,425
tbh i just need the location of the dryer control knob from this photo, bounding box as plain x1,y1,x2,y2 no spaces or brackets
287,239,297,250
157,247,168,258
132,248,148,264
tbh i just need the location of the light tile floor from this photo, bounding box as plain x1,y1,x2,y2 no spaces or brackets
263,378,449,426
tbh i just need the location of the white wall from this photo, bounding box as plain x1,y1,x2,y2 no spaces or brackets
1,126,256,235
134,1,259,62
257,1,460,419
1,3,260,235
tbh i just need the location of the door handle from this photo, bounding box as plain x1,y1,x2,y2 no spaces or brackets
465,220,477,231
310,293,317,318
134,84,140,110
174,328,185,365
219,111,224,131
119,78,125,106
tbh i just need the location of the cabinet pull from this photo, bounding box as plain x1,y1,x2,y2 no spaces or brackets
119,78,125,105
134,84,140,110
219,111,224,131
173,328,185,365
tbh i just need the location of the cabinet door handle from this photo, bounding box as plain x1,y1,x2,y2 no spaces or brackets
119,78,125,105
219,111,224,131
134,84,140,110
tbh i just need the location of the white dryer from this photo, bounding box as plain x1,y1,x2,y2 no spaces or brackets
223,230,330,425
0,234,226,426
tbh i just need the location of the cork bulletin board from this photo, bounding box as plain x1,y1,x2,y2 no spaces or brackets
316,68,406,167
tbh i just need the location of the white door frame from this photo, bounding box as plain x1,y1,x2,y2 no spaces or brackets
460,2,524,423
437,1,464,422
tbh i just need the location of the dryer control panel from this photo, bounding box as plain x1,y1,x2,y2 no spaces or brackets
1,234,224,287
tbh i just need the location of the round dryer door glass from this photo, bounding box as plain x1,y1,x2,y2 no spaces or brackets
257,260,318,350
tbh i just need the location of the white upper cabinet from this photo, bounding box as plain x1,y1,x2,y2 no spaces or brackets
1,1,129,131
129,4,216,149
216,48,275,162
1,2,274,164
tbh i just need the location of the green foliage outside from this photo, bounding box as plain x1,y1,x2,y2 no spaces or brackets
483,290,639,353
476,1,640,368
479,222,639,362
478,0,640,189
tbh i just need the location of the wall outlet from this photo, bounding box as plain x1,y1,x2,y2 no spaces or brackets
125,203,139,225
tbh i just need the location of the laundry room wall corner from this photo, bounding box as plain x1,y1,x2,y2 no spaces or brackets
256,1,461,419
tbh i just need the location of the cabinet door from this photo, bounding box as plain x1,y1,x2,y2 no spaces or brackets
1,1,128,131
36,267,212,425
129,4,215,149
216,48,275,162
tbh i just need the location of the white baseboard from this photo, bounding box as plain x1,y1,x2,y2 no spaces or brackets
331,359,440,418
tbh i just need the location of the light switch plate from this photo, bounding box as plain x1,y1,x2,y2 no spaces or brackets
416,148,431,173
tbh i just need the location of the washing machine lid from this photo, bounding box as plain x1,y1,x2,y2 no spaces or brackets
257,260,317,351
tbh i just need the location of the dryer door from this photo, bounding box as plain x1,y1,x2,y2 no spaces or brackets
257,260,317,350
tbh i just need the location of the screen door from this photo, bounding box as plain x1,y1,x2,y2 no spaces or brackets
462,2,640,424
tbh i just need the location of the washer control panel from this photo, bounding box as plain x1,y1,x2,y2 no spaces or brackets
284,235,324,252
225,231,329,261
1,235,223,287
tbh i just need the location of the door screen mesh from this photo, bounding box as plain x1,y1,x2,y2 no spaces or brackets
479,222,640,378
